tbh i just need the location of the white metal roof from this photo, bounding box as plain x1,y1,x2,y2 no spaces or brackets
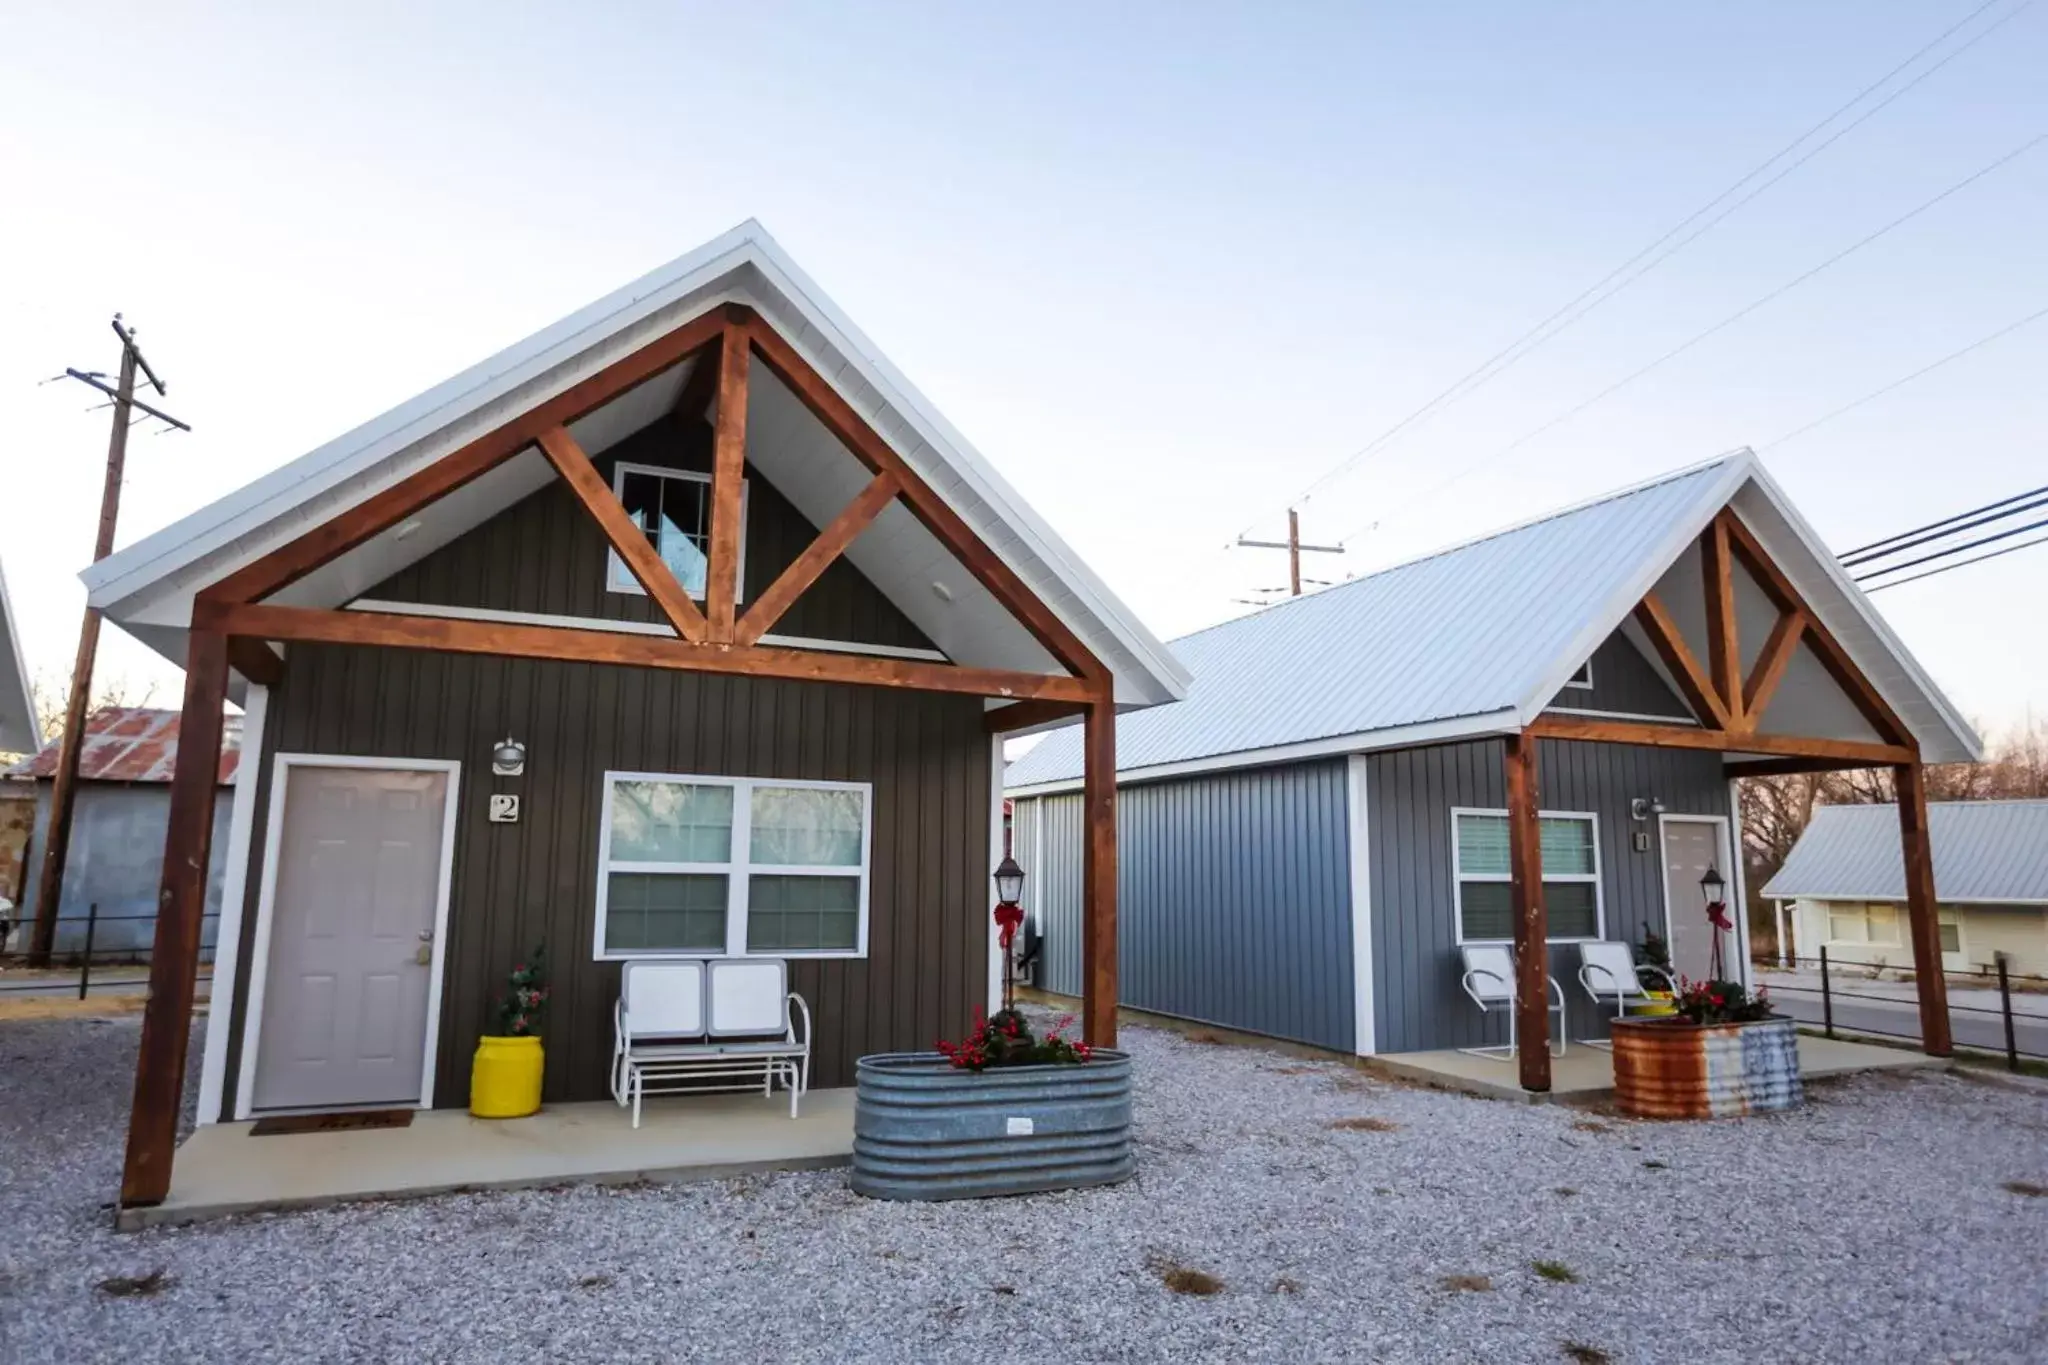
1762,800,2048,905
80,222,1189,709
1005,451,1980,791
0,554,39,754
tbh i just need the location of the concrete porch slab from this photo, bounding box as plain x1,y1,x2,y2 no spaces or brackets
1368,1034,1941,1105
122,1089,855,1230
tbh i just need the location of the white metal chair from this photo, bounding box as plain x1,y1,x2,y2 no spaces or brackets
1458,944,1566,1061
1576,941,1677,1049
611,959,812,1127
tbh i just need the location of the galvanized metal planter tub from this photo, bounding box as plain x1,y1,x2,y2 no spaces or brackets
1612,1015,1803,1120
851,1051,1134,1200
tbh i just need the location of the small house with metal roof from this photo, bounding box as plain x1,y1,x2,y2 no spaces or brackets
1764,799,2048,978
1006,451,1980,1089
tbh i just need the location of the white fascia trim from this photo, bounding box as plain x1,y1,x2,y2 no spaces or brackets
1513,452,1755,728
1764,892,2048,908
1738,461,1982,761
1346,754,1375,1056
347,598,951,663
194,683,268,1125
1546,705,1702,726
1002,708,1524,797
84,228,764,611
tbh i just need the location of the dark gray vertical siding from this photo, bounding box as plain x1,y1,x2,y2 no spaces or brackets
1548,628,1694,720
1015,758,1354,1052
1366,737,1729,1054
217,413,985,1115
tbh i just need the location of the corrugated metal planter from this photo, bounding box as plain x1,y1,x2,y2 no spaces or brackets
1612,1015,1803,1119
851,1051,1134,1200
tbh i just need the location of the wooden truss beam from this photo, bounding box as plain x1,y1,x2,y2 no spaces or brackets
203,308,733,608
983,697,1090,734
1503,732,1550,1093
1700,517,1743,726
706,323,751,640
1081,694,1119,1047
200,600,1093,703
1718,511,1912,746
1525,713,1916,765
121,628,229,1207
741,315,1105,686
737,472,900,647
1722,754,1895,779
671,333,723,422
1632,593,1730,730
227,637,283,687
1894,761,1953,1057
534,425,709,642
1741,607,1806,720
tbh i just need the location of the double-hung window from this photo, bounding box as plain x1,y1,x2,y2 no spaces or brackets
595,772,869,959
606,461,746,601
1452,808,1602,942
1826,902,1900,946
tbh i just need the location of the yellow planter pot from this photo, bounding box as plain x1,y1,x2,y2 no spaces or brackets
470,1035,544,1118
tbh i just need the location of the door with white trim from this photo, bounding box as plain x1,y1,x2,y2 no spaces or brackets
250,764,452,1112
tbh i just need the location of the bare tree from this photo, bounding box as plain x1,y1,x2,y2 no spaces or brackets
22,670,160,757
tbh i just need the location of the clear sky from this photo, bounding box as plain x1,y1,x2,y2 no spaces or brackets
3,2,2042,733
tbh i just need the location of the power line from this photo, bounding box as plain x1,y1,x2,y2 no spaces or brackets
1842,490,2048,568
1336,130,2046,539
1760,301,2048,450
1839,481,2048,559
1240,0,2032,542
1863,528,2048,591
1852,513,2048,581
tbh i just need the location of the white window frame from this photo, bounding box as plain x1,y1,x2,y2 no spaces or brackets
593,770,871,961
1450,806,1604,945
605,460,748,602
1826,901,1902,948
1562,660,1594,690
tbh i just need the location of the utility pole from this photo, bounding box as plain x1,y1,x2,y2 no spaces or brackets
1237,508,1345,598
27,317,188,966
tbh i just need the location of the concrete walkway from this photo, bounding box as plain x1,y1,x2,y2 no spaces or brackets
1370,1033,1938,1105
124,1089,855,1230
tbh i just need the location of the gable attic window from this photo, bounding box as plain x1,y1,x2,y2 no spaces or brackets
1452,808,1602,943
1563,660,1594,690
606,461,747,601
595,772,870,960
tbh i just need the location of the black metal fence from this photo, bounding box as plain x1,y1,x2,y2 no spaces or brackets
0,906,219,1001
1753,948,2046,1071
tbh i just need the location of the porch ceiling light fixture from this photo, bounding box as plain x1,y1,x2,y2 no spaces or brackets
1629,796,1666,823
491,736,527,777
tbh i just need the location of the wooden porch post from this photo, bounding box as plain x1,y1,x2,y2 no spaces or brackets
120,628,230,1206
1894,761,1953,1057
1080,693,1118,1047
1503,732,1550,1092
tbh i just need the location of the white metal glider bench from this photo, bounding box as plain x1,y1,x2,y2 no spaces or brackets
1457,944,1566,1062
611,959,812,1127
1576,940,1677,1050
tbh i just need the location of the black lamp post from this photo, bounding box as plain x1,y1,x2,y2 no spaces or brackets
1700,864,1730,982
993,855,1026,1011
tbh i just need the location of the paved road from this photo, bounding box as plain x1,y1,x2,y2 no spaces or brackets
1765,981,2048,1059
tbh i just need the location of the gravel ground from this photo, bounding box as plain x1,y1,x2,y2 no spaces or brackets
3,1015,2045,1364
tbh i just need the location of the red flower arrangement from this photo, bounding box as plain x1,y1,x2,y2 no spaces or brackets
1669,974,1774,1025
935,1007,1094,1071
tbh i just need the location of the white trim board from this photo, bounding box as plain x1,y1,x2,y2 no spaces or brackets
987,734,1006,1015
234,753,463,1121
195,683,269,1126
1345,754,1376,1056
347,598,950,663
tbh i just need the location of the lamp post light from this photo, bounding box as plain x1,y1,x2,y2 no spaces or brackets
1700,864,1731,982
993,855,1026,1011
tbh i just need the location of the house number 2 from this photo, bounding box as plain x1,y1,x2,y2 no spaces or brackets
488,794,520,824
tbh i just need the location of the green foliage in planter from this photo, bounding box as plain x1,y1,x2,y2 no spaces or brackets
1672,975,1774,1025
934,1008,1094,1070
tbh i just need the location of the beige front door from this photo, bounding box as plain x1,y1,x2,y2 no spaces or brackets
251,764,452,1112
1663,818,1733,985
